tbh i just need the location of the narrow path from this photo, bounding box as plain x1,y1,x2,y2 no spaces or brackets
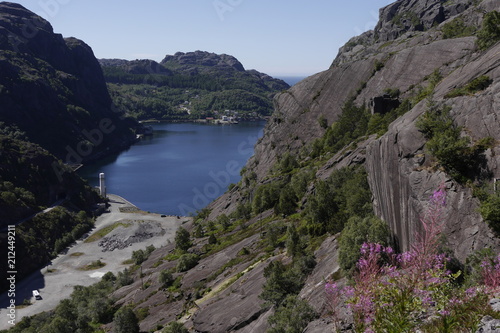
0,198,67,233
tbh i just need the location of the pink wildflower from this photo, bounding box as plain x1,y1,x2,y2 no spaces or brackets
480,256,500,291
465,287,477,298
438,309,451,316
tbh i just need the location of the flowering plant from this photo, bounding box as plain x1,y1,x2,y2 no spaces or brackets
326,185,499,332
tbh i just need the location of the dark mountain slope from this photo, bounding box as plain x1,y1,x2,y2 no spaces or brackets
0,2,138,161
0,2,137,292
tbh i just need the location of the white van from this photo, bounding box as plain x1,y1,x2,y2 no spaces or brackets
32,290,41,300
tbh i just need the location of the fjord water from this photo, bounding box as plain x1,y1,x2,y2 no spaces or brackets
278,76,306,86
78,122,265,216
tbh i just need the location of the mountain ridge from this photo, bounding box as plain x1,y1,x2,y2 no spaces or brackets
99,51,289,121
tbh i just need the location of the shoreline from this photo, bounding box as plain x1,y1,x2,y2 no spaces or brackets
139,117,269,124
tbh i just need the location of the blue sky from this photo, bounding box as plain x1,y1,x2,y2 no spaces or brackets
18,0,394,76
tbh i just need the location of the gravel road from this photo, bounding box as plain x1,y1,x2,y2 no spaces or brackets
0,194,188,330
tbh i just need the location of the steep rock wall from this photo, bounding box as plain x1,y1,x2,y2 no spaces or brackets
208,0,500,261
367,42,500,258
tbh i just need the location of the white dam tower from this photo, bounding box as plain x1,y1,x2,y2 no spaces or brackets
99,173,106,197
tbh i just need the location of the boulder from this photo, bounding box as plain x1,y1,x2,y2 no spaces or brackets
476,316,500,333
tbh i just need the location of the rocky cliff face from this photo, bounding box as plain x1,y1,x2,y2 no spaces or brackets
210,0,500,259
105,1,500,331
0,2,138,160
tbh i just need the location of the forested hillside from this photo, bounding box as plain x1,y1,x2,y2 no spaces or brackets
99,52,289,121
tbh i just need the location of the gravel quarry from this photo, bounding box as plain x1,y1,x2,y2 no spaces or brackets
0,194,189,330
98,220,167,252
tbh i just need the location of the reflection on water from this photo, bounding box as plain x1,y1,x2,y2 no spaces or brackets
79,122,265,216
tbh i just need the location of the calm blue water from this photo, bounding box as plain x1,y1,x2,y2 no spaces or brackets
278,76,307,86
78,122,265,216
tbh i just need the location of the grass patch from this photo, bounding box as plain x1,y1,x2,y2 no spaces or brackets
442,17,476,39
122,258,135,265
445,75,493,98
152,260,164,268
163,250,183,261
79,260,106,271
206,256,250,283
202,215,275,258
84,221,131,243
70,252,85,257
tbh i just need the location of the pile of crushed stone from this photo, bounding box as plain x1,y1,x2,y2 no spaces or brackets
98,221,166,252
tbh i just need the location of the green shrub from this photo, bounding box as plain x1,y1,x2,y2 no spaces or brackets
234,202,252,220
193,223,204,238
217,214,231,230
274,185,298,216
176,253,199,272
276,152,299,174
477,11,500,50
318,115,328,129
267,295,317,333
266,222,287,248
252,182,281,214
321,98,370,154
442,17,476,39
260,255,316,307
113,306,139,333
412,69,442,104
159,269,174,288
175,227,192,252
102,272,116,282
445,75,493,98
464,247,496,286
305,180,339,235
338,215,391,275
479,193,500,234
305,166,372,235
117,268,134,286
289,168,315,200
196,207,212,220
162,321,189,333
391,11,421,28
208,233,218,245
383,87,400,98
416,101,492,182
373,59,385,72
260,261,303,306
135,307,149,321
132,249,147,265
415,103,453,139
286,224,302,257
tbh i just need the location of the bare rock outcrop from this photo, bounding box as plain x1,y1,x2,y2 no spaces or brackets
374,0,473,42
366,42,500,258
191,256,273,333
209,0,500,263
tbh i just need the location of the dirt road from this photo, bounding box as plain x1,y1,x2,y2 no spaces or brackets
0,194,188,330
